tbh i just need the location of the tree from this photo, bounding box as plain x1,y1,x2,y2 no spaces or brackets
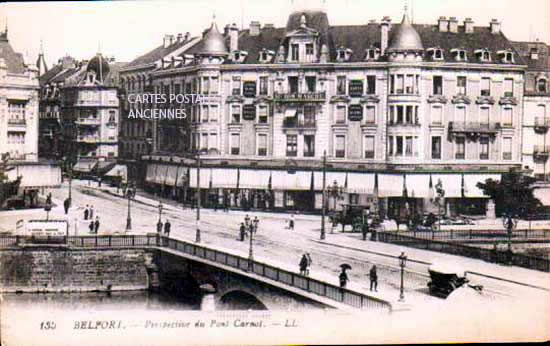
476,171,541,218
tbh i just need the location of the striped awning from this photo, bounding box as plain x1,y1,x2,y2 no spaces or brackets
378,174,404,197
105,165,127,181
347,173,375,194
73,160,97,173
406,174,431,198
145,163,166,184
211,168,239,189
164,165,180,186
188,167,211,189
6,164,61,188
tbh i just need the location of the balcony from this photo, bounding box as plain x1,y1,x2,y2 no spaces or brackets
534,146,550,161
282,117,316,132
535,117,550,133
7,118,26,126
274,92,326,102
449,122,500,135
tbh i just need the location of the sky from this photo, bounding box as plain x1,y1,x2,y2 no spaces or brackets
3,0,550,67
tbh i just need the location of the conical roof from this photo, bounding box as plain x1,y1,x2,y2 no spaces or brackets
200,22,229,56
387,12,423,52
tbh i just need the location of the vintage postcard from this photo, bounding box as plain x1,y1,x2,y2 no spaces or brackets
0,0,549,344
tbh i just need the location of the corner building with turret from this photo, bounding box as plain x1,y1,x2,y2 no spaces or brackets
130,3,526,218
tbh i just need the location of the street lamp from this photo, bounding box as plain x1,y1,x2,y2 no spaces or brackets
158,201,163,224
195,152,201,243
126,182,132,231
435,179,445,234
327,179,344,234
248,219,257,271
502,213,518,264
68,168,72,207
362,209,370,241
398,252,407,302
321,150,327,240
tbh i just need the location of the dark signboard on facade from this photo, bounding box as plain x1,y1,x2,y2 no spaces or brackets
348,105,363,121
243,81,257,98
243,104,256,120
349,80,364,97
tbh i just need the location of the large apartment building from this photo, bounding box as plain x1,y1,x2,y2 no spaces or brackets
123,3,527,218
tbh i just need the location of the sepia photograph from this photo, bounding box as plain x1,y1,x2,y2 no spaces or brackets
0,0,549,344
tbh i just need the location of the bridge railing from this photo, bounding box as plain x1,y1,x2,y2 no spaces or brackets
377,231,550,273
409,228,550,241
0,234,392,312
162,236,392,312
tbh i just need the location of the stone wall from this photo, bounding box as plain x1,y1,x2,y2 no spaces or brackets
0,247,152,293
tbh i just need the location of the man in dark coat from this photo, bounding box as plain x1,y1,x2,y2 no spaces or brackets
239,222,246,241
299,254,308,276
339,269,349,288
89,220,94,233
63,198,70,215
369,265,378,292
164,220,171,237
157,221,163,234
94,217,100,233
84,205,89,220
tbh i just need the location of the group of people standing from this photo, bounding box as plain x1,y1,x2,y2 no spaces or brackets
238,214,260,241
157,220,171,237
83,205,100,233
299,253,313,276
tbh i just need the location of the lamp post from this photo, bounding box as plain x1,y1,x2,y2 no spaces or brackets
248,218,258,271
435,179,445,233
321,150,326,240
158,201,163,224
398,252,407,302
327,179,344,233
196,152,201,243
502,213,518,264
126,182,132,231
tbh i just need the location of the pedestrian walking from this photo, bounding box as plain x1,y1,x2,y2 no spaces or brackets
239,222,246,241
84,205,89,220
89,205,94,219
253,216,259,233
289,214,295,230
306,253,312,276
164,219,171,237
157,220,163,234
339,269,349,288
94,216,100,233
299,254,308,276
89,220,94,233
63,198,70,215
244,214,250,227
369,265,378,292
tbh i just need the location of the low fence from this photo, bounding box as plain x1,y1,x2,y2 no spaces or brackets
410,228,550,241
378,231,550,273
0,234,391,312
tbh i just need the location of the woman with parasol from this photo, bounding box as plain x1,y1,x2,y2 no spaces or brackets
339,263,352,288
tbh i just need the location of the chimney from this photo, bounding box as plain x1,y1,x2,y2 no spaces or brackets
438,16,449,32
380,17,391,56
490,19,501,34
177,33,183,42
229,23,239,52
163,34,171,48
449,17,458,33
320,44,329,63
250,21,261,36
464,18,474,34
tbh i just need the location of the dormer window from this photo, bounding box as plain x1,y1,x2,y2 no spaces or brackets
530,48,539,60
306,43,314,56
259,49,275,63
427,48,444,61
336,47,353,62
451,49,468,61
475,49,491,62
233,50,248,63
365,48,380,61
498,50,515,63
537,76,548,93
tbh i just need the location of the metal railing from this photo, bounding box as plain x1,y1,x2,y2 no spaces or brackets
534,117,550,127
409,229,550,241
534,145,550,155
0,234,391,311
377,231,550,273
449,121,501,133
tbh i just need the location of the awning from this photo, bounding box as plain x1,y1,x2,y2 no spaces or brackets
6,164,61,188
188,167,211,189
464,174,500,198
535,188,550,206
73,160,97,173
432,174,462,198
379,174,404,197
240,169,271,190
96,161,116,174
175,167,189,187
211,168,239,189
164,165,179,186
145,164,158,184
406,174,431,198
105,165,127,182
284,108,297,118
347,173,375,194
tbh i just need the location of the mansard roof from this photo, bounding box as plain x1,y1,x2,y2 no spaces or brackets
0,37,26,74
125,35,197,69
511,41,550,70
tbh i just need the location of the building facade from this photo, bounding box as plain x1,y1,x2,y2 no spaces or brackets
130,3,527,218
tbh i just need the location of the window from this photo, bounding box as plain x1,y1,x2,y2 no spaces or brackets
433,49,443,60
257,134,267,156
405,75,415,94
481,77,491,96
396,105,404,124
231,133,240,155
432,106,443,125
291,44,299,61
457,76,467,95
366,76,376,95
209,133,217,150
286,135,298,157
338,50,346,60
405,106,413,124
395,137,403,156
501,78,513,97
258,105,268,123
433,76,443,95
337,76,346,95
210,105,218,122
364,136,375,159
456,106,467,123
503,137,512,160
336,105,346,124
503,108,513,126
211,76,219,94
504,52,514,63
201,133,208,151
259,76,268,95
454,49,467,61
456,137,465,159
537,78,547,93
231,105,241,123
232,76,241,95
479,50,491,62
108,110,116,124
202,77,210,94
480,107,490,126
304,105,315,127
388,136,394,156
365,106,375,124
305,76,316,92
201,105,209,122
288,76,299,93
480,137,489,160
306,43,314,56
8,102,25,122
335,135,345,158
432,137,441,159
405,136,413,156
304,135,315,157
395,75,404,94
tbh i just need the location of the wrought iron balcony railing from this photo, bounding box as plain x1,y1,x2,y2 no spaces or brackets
449,121,500,133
